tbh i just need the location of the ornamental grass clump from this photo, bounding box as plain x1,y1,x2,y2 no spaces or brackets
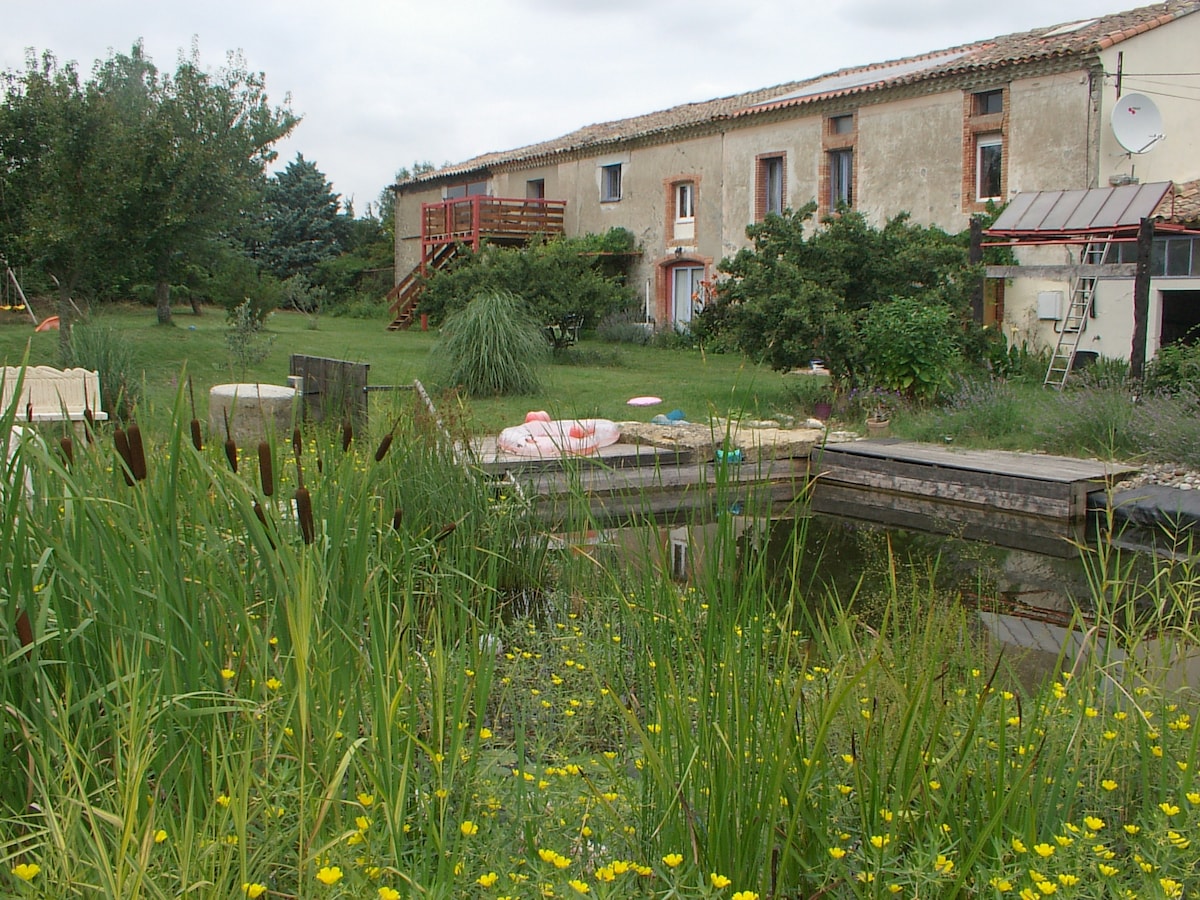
428,290,549,397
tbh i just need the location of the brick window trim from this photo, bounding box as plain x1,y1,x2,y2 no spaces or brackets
961,87,1009,212
820,114,857,218
755,153,787,222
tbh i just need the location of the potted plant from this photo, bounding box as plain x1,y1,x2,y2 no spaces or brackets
866,388,899,437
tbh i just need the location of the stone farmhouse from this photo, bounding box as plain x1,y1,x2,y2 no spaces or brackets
390,1,1200,373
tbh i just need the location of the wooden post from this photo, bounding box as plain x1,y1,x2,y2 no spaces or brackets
969,217,984,323
1130,217,1153,381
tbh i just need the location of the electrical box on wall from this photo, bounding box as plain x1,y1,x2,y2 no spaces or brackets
1037,291,1063,321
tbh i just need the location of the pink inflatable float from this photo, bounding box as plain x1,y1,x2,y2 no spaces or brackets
496,412,621,457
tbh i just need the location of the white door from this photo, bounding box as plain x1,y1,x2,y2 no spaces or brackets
672,266,705,328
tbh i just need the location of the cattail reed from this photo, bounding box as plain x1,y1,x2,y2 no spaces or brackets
114,428,134,485
25,400,33,423
253,501,275,549
294,461,314,545
15,608,33,660
126,421,148,482
374,430,394,463
292,426,303,460
434,521,457,543
222,410,237,473
258,441,274,497
187,377,203,450
391,507,403,531
341,418,353,453
83,407,95,444
59,435,74,467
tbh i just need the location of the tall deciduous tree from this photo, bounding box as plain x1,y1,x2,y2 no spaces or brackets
0,51,120,355
104,42,298,325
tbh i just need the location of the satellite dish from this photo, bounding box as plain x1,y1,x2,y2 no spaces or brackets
1111,92,1165,154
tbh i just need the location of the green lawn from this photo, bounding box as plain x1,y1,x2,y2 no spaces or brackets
0,305,802,435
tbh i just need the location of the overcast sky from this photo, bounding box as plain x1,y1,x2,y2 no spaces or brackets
3,0,1138,216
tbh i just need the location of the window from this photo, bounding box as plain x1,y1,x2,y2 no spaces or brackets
976,135,1003,201
829,149,853,208
675,182,695,221
975,89,1004,116
830,114,855,135
445,179,488,199
757,154,785,219
526,178,545,199
601,164,622,202
963,86,1007,209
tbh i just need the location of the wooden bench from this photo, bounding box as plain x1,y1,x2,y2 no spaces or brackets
1,366,108,424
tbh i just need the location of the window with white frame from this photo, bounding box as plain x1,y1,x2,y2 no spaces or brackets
601,164,622,202
675,182,695,221
976,135,1003,201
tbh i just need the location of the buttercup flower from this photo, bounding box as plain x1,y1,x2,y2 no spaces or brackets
315,866,343,885
711,872,732,888
460,820,478,836
378,888,401,900
242,883,267,898
11,863,40,881
662,853,683,868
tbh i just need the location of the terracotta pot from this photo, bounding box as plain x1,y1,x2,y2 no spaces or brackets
866,418,890,437
813,401,833,421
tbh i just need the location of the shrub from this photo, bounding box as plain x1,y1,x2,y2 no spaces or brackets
1144,337,1200,394
861,297,962,400
596,308,652,345
427,290,549,396
225,300,276,380
64,320,141,420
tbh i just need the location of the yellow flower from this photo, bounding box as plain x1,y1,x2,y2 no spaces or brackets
710,872,732,888
477,872,499,888
828,847,847,860
378,888,401,900
154,829,167,843
1033,843,1054,858
461,820,479,836
1159,802,1180,816
216,793,232,807
265,677,283,692
568,879,590,894
869,834,890,849
1101,779,1118,791
1012,838,1028,854
933,854,953,874
1057,874,1079,887
315,866,343,885
1097,863,1119,877
1123,824,1140,835
732,893,759,900
662,853,683,868
1083,815,1104,831
357,793,375,806
479,727,493,740
11,863,40,881
242,884,267,898
989,876,1013,891
220,668,236,680
1159,878,1183,899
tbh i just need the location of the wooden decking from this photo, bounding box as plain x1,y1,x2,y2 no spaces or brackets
422,196,565,250
475,435,1140,553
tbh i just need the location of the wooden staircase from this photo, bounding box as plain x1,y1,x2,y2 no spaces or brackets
386,242,461,330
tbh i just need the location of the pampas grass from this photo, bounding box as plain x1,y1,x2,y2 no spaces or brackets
427,290,549,397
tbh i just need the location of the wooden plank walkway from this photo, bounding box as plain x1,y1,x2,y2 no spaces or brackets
471,435,1141,550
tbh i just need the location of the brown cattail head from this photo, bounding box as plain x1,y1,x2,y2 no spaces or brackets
295,487,314,545
374,431,394,463
434,521,457,543
15,608,33,660
391,507,403,531
83,407,96,445
292,427,303,460
253,501,275,549
126,422,148,482
341,418,353,453
26,400,33,423
114,428,134,485
258,441,274,497
190,418,203,452
59,435,74,467
224,437,238,473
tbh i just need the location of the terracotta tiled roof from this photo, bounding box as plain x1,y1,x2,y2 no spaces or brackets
1160,179,1200,224
401,1,1200,187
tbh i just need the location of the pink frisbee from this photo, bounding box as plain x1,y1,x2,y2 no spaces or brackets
627,396,663,407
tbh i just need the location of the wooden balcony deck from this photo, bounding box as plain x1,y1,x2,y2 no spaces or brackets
421,196,566,256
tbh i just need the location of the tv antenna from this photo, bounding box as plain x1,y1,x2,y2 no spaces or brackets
1111,92,1165,154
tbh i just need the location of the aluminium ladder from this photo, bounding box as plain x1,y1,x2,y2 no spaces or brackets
1044,237,1111,388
